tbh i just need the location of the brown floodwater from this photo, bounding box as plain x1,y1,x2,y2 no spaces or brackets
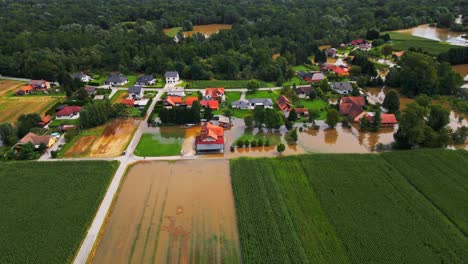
91,160,241,264
452,64,468,79
396,24,468,46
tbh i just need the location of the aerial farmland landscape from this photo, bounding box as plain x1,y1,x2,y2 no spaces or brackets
0,0,467,264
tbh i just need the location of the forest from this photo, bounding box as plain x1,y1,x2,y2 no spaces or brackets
0,0,464,83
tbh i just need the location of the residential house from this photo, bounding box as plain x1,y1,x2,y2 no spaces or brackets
331,82,353,95
393,51,405,58
105,74,128,86
231,100,250,109
321,64,349,76
165,71,179,84
339,96,365,120
195,122,225,153
201,100,219,110
70,72,93,82
17,132,56,149
121,99,135,107
350,39,366,46
326,48,337,57
38,115,52,127
248,98,274,109
15,85,34,95
60,125,76,132
128,85,143,100
167,86,185,97
94,95,105,100
136,75,156,85
134,99,149,109
277,95,292,112
354,112,398,126
298,71,325,83
55,106,82,119
359,43,372,51
84,86,96,95
29,80,50,90
294,86,315,98
204,88,225,101
295,108,309,117
163,96,198,108
218,115,230,128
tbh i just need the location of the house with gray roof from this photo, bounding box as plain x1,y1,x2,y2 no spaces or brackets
165,71,179,84
231,100,250,109
331,82,353,95
231,98,273,110
128,85,143,99
136,75,156,85
70,72,93,82
105,74,128,86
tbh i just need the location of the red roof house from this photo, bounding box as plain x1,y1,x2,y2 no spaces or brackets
380,114,398,126
56,106,82,119
204,88,225,100
295,108,309,117
185,96,199,106
340,96,365,120
195,122,225,153
121,99,135,107
29,80,50,89
201,99,219,110
38,115,52,126
277,95,292,111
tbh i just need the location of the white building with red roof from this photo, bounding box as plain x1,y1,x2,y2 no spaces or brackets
195,122,225,154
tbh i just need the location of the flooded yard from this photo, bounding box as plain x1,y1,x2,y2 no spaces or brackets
91,160,240,264
395,24,468,46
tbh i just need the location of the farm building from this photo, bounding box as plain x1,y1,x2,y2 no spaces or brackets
105,74,128,86
17,132,56,149
136,75,156,85
165,71,179,84
15,85,34,95
340,96,365,120
29,80,50,90
56,106,82,120
195,122,225,154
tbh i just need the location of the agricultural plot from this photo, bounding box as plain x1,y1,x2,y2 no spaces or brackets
64,118,139,158
91,160,240,264
386,31,452,55
0,160,118,264
231,150,468,264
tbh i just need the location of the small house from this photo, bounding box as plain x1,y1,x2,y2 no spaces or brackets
29,80,50,90
163,96,184,108
277,95,292,112
128,85,143,100
17,132,56,149
359,43,372,51
56,106,82,119
295,108,309,117
121,99,136,107
165,71,179,84
339,96,365,120
218,115,230,128
295,86,315,98
38,115,52,127
94,95,105,100
204,88,225,101
136,75,156,85
331,82,353,95
248,98,274,109
231,100,250,110
134,99,149,109
380,114,398,126
105,74,128,86
15,85,34,95
195,122,225,154
326,48,337,57
201,100,219,110
167,86,185,97
70,72,93,82
84,86,96,95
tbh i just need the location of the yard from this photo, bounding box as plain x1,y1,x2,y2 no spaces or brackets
110,90,128,104
190,80,275,89
230,149,468,263
134,131,184,156
297,98,328,120
0,160,118,264
245,90,281,100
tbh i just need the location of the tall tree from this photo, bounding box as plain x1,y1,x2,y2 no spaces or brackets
382,89,400,113
326,109,339,128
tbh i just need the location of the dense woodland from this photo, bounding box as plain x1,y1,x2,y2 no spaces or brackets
0,0,464,83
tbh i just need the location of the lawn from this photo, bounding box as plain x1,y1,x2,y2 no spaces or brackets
245,90,281,100
225,92,241,102
89,74,107,86
122,75,137,87
0,160,118,264
190,80,276,89
164,27,182,37
386,31,453,55
297,98,328,120
110,90,128,104
230,149,468,263
234,130,282,146
134,132,184,156
48,118,80,129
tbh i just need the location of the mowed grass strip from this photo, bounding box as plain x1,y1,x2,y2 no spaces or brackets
231,150,468,263
0,161,118,264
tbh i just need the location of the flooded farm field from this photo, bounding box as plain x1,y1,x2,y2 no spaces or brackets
395,24,468,46
64,118,139,157
91,160,240,264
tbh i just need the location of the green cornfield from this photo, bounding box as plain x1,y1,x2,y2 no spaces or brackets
0,160,118,264
230,149,468,264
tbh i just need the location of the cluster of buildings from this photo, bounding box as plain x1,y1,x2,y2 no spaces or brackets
15,80,51,96
339,96,397,126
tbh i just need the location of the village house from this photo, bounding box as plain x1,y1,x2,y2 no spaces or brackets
354,111,398,126
201,100,219,110
277,95,292,112
331,82,353,95
217,115,230,128
204,88,225,101
105,74,128,86
359,43,372,51
29,80,50,90
55,106,82,120
165,71,179,84
136,75,156,85
339,96,366,120
195,122,225,154
297,71,325,83
326,48,337,57
15,85,34,96
321,64,349,76
128,85,143,100
121,99,136,107
38,115,52,127
163,96,198,108
231,98,273,110
295,108,309,117
349,39,366,46
167,86,185,97
84,86,96,95
294,86,315,98
70,72,93,82
393,51,405,59
16,132,56,149
134,99,149,109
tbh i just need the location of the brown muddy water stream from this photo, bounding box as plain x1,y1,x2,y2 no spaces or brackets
395,24,468,47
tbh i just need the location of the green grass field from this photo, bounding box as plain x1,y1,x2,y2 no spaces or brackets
122,75,137,87
387,31,453,55
0,161,118,264
225,92,241,102
164,27,182,37
245,90,281,100
297,98,328,120
231,149,468,263
234,131,282,146
134,132,183,156
190,80,276,88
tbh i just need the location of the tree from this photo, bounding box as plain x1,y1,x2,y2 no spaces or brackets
382,45,393,60
314,50,326,64
288,129,298,142
309,90,317,100
393,102,428,148
427,105,449,131
264,108,282,130
360,116,370,131
183,20,193,31
246,79,260,94
366,29,380,40
414,94,432,108
17,143,37,160
398,52,437,97
16,114,41,138
0,123,17,146
308,109,319,124
288,109,297,122
203,107,213,120
244,115,254,128
277,143,285,154
319,80,329,93
253,107,265,128
326,109,339,128
76,87,90,102
371,109,382,132
382,89,400,113
351,84,360,96
452,126,468,144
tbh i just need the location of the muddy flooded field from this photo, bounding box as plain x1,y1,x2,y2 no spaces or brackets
395,24,467,46
91,160,240,264
452,64,468,78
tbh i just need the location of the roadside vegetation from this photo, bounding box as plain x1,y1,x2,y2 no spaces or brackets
231,149,468,263
0,160,118,264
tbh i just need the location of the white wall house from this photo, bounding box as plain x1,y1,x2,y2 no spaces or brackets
165,71,179,84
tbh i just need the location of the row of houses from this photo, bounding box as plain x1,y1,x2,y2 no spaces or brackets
71,71,179,86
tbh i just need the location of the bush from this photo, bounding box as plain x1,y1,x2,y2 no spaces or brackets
237,140,244,148
50,150,58,158
257,139,264,146
251,140,257,147
265,139,270,146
